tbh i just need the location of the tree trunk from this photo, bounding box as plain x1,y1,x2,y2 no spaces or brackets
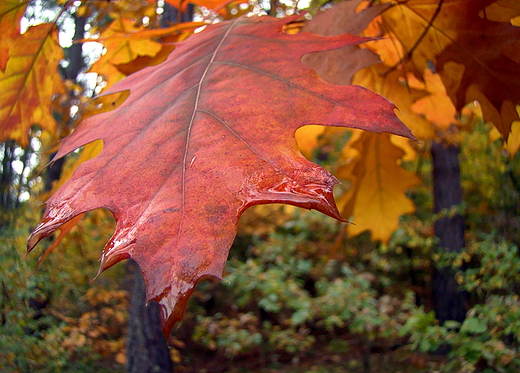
0,141,17,211
44,13,86,191
431,141,469,324
160,2,194,26
64,15,86,81
126,260,173,373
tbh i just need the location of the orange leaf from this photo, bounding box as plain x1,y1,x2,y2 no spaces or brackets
380,0,520,139
411,67,458,130
164,0,246,14
480,0,520,23
0,23,65,147
89,18,163,89
0,0,28,72
114,31,194,76
44,91,130,195
491,105,520,156
88,21,203,43
506,118,520,156
295,125,326,159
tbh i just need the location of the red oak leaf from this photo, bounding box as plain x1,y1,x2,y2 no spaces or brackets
27,15,413,337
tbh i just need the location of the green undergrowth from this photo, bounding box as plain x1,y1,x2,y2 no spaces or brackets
2,122,519,372
174,207,520,373
0,202,126,373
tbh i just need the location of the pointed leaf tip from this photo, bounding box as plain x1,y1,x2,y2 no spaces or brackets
158,287,195,338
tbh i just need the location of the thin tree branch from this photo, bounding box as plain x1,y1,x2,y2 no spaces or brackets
383,0,445,77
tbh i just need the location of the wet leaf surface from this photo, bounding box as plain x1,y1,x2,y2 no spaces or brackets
28,15,412,336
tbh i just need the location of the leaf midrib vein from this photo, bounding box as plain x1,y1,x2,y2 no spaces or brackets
57,46,221,226
178,18,241,235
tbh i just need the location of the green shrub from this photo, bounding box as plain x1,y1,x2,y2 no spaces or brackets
191,211,417,359
0,203,126,373
402,237,520,372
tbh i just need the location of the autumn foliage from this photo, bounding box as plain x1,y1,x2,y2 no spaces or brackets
25,13,412,336
1,0,519,368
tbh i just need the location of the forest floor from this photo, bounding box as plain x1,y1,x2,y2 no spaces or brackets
174,336,449,373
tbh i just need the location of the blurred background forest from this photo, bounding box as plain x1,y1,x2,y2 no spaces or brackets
1,0,519,372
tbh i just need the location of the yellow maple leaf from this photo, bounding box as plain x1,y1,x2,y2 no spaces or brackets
295,125,326,159
379,0,456,73
411,67,458,130
353,65,436,141
91,21,203,43
467,84,518,137
490,105,520,156
77,0,156,26
0,22,65,147
390,135,417,162
89,18,163,89
360,16,403,67
0,0,28,72
337,132,421,242
506,120,520,156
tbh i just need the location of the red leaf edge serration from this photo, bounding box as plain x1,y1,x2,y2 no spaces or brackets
27,15,414,337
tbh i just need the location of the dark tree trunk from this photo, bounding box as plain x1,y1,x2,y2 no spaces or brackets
44,13,86,191
64,15,86,81
0,141,17,210
160,2,194,26
126,260,173,373
43,156,65,192
431,141,469,324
